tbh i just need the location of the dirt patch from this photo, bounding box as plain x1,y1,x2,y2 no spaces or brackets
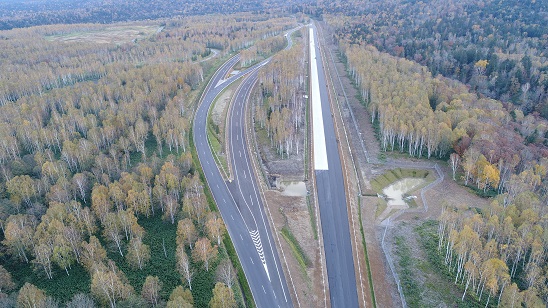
259,177,324,308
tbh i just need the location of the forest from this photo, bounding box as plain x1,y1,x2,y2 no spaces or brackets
315,0,548,119
323,6,548,306
0,0,308,30
0,13,297,307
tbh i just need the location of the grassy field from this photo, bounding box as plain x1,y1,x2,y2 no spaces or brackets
46,25,160,44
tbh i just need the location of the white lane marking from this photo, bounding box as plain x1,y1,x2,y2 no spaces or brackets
240,234,244,241
262,285,266,294
250,229,270,281
223,199,226,203
231,215,234,220
239,151,241,158
273,291,277,299
237,134,239,141
216,184,219,189
250,257,254,265
244,171,246,179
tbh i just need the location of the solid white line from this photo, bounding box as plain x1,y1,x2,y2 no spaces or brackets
310,27,329,171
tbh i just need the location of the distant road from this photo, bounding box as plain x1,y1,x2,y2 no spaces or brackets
309,23,359,307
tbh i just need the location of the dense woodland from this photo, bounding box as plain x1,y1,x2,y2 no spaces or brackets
0,0,309,30
324,8,548,307
0,14,296,307
253,28,307,158
318,0,548,119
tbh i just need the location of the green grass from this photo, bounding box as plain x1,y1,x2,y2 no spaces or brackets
207,125,229,175
370,168,431,193
280,226,310,277
106,214,180,302
374,198,387,218
415,221,487,308
206,79,244,178
358,197,377,307
306,196,318,240
394,235,422,307
1,257,90,303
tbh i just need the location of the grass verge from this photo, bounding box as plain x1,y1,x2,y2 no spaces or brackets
358,196,377,307
280,226,310,277
306,195,318,240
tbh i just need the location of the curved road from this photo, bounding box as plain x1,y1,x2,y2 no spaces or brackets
193,26,301,307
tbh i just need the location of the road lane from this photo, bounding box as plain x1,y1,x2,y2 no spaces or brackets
193,26,302,307
309,24,359,307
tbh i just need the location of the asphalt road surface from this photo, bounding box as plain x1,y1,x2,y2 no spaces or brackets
193,27,301,306
310,23,359,308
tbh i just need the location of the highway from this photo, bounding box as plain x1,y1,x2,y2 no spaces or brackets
193,27,301,307
309,24,359,307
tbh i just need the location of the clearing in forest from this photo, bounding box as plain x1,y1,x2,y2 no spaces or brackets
46,25,160,44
